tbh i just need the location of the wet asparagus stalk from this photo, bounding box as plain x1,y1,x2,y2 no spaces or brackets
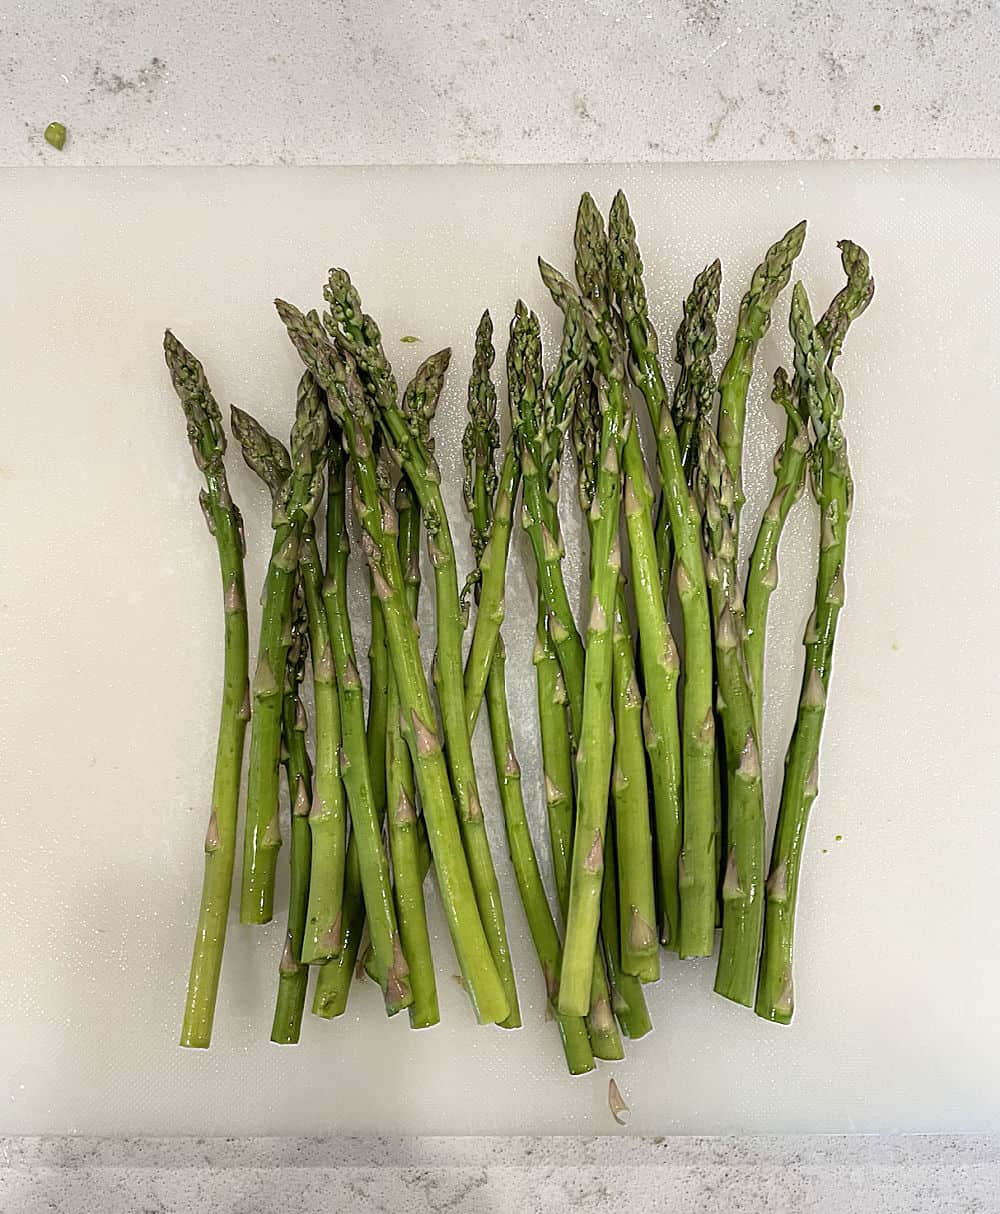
270,582,314,1043
757,254,872,1024
234,374,327,925
165,333,250,1050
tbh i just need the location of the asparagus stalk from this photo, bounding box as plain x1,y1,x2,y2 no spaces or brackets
575,192,683,953
693,416,766,1006
270,583,314,1043
323,272,519,1030
277,299,509,1025
297,515,347,964
608,190,717,958
539,257,628,1018
319,421,411,1017
744,242,874,731
609,595,658,981
509,299,588,743
717,220,807,555
757,258,872,1024
165,333,250,1050
601,825,653,1040
311,839,365,1019
463,314,593,1074
234,374,327,924
386,476,439,1028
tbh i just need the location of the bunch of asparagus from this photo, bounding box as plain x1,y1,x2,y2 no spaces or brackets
166,190,872,1067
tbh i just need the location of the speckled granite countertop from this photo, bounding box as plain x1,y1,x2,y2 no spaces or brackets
4,3,998,1210
4,0,998,165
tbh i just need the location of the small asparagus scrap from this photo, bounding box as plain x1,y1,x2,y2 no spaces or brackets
270,583,313,1044
608,191,717,959
757,253,872,1024
716,220,807,555
744,242,874,730
165,332,249,1050
464,314,593,1075
234,373,327,925
277,298,509,1025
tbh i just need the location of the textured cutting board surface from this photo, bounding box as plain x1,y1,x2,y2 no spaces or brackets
1,163,997,1135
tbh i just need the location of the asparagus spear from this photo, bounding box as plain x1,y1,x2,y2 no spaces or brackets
601,825,653,1040
716,220,807,556
318,420,411,1017
538,257,628,1018
608,190,717,959
386,475,440,1028
744,242,874,731
509,299,588,743
297,511,348,964
463,314,593,1074
311,442,366,1020
165,333,250,1050
277,299,509,1025
323,271,520,1029
757,260,871,1024
575,192,683,953
270,583,313,1043
693,415,766,1006
233,373,327,925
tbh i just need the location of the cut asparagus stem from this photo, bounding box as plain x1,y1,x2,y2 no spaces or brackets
694,417,766,1007
270,586,314,1043
575,192,683,952
311,836,365,1019
601,825,653,1040
486,640,595,1074
757,257,872,1024
366,558,390,822
233,374,328,924
610,592,658,982
278,299,508,1025
298,521,347,963
540,253,627,1019
744,243,874,731
608,190,717,959
463,315,593,1075
717,220,807,556
386,475,440,1029
320,424,411,1017
323,274,520,1030
165,333,250,1050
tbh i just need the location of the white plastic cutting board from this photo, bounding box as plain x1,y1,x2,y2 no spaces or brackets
1,163,998,1136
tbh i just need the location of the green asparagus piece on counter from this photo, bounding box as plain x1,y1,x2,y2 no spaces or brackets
319,424,411,1017
744,242,874,732
757,258,871,1024
717,220,807,556
539,255,627,1018
575,192,683,954
233,373,327,925
386,476,440,1028
693,415,766,1007
323,271,520,1030
270,583,314,1043
297,514,348,964
311,442,367,1020
366,454,391,826
608,190,718,959
463,314,593,1075
165,332,250,1050
509,299,588,743
600,826,653,1040
277,298,509,1025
